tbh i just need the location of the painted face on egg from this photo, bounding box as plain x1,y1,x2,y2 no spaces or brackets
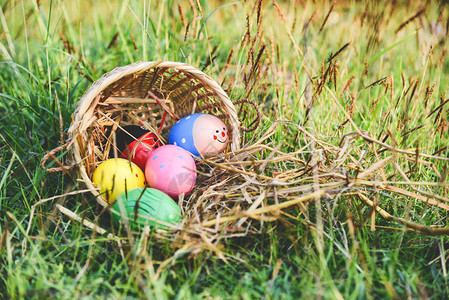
192,114,229,156
168,113,229,157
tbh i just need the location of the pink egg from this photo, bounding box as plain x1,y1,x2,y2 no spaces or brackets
145,145,197,198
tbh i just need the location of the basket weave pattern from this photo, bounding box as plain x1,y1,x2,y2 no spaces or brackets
68,61,240,206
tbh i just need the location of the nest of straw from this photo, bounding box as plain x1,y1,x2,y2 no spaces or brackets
41,61,449,257
66,61,244,206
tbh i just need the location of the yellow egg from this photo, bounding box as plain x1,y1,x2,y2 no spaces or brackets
92,158,146,203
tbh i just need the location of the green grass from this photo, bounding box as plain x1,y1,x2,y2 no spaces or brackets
1,0,449,298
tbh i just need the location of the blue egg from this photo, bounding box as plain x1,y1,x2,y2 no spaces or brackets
168,113,203,156
168,113,230,158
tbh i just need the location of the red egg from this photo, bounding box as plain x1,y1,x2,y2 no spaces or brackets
120,132,161,171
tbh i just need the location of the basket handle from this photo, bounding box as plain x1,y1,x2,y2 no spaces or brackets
40,141,75,173
233,99,262,133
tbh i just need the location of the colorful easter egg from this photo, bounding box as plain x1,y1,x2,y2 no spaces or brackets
168,113,229,157
109,125,152,156
112,188,181,230
145,145,197,198
92,158,145,203
119,132,161,171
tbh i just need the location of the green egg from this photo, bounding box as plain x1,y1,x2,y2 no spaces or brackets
112,188,181,230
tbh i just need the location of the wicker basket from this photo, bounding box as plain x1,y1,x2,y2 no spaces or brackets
67,61,241,207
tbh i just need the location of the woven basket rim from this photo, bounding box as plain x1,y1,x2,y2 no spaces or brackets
67,61,241,207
